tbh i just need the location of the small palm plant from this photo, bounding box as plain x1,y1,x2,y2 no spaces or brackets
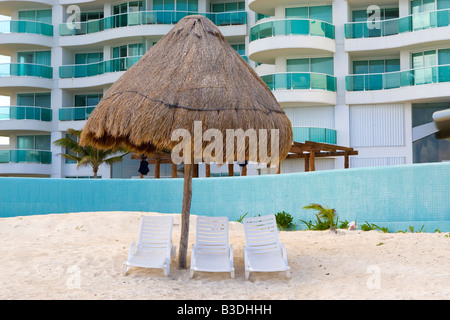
54,129,128,178
302,203,338,231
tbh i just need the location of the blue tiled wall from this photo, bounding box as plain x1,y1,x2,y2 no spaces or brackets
1,162,449,232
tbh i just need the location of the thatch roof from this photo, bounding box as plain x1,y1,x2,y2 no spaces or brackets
80,15,293,163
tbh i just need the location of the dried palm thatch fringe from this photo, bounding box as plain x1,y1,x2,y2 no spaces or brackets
80,15,293,162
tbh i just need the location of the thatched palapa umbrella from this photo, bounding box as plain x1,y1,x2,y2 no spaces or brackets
80,15,293,269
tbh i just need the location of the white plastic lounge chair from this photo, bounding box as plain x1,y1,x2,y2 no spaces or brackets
190,216,235,279
123,215,176,276
242,214,290,280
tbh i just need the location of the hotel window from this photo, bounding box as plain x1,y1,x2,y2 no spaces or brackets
211,2,245,12
352,59,400,74
17,51,51,66
285,5,333,24
17,135,51,151
80,12,104,21
412,48,450,83
287,57,334,75
75,53,103,65
18,10,52,24
153,0,198,11
113,1,144,26
112,43,144,71
17,93,51,108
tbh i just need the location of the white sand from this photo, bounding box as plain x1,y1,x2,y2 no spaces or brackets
0,211,448,300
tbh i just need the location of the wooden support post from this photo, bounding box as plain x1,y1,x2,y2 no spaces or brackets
310,151,315,172
266,163,270,174
277,164,280,174
228,163,234,176
242,165,247,176
155,159,160,179
304,153,310,172
205,163,210,177
172,163,177,178
344,151,349,169
193,163,198,178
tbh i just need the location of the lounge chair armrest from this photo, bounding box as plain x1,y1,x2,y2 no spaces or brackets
128,241,136,257
229,244,234,266
280,243,288,265
190,244,196,268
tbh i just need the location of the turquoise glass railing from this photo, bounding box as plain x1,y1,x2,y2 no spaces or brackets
0,149,52,164
59,106,95,121
261,72,337,92
250,19,335,42
345,8,450,39
0,20,53,37
59,55,142,78
292,127,337,144
0,106,52,121
0,63,52,79
346,64,450,91
59,10,247,36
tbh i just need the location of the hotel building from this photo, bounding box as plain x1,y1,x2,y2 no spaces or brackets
0,0,449,178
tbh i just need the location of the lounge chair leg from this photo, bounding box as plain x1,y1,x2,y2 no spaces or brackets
231,271,235,279
286,270,291,279
189,269,194,279
245,270,250,280
123,264,129,276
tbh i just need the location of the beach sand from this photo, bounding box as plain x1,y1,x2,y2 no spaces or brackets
0,211,448,300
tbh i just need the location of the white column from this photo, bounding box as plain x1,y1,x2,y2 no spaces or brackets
333,0,351,169
51,131,63,178
399,0,410,17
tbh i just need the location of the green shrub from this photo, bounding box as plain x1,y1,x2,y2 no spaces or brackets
275,211,294,231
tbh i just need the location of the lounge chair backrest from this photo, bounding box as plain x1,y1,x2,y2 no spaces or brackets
195,216,229,256
137,215,174,253
243,214,281,255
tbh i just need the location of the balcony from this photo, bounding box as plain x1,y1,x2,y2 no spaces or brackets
292,127,337,145
249,19,335,64
0,149,52,164
59,10,247,36
251,19,335,42
0,63,52,79
346,65,450,91
59,106,94,121
261,72,336,92
345,9,450,39
345,64,450,104
345,9,450,52
59,55,142,78
0,106,52,121
0,20,53,37
261,72,337,106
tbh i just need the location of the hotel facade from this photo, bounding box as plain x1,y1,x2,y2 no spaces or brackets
0,0,449,178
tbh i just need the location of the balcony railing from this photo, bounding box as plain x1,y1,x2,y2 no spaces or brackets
0,20,53,37
346,64,450,91
292,127,337,144
0,149,52,164
250,19,335,42
345,8,450,39
0,63,52,79
59,10,247,36
0,106,52,121
59,55,142,78
261,72,337,92
59,106,95,121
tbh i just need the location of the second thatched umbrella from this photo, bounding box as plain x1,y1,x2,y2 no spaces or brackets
80,15,293,269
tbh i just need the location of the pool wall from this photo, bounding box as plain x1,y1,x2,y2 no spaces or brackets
1,162,449,232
